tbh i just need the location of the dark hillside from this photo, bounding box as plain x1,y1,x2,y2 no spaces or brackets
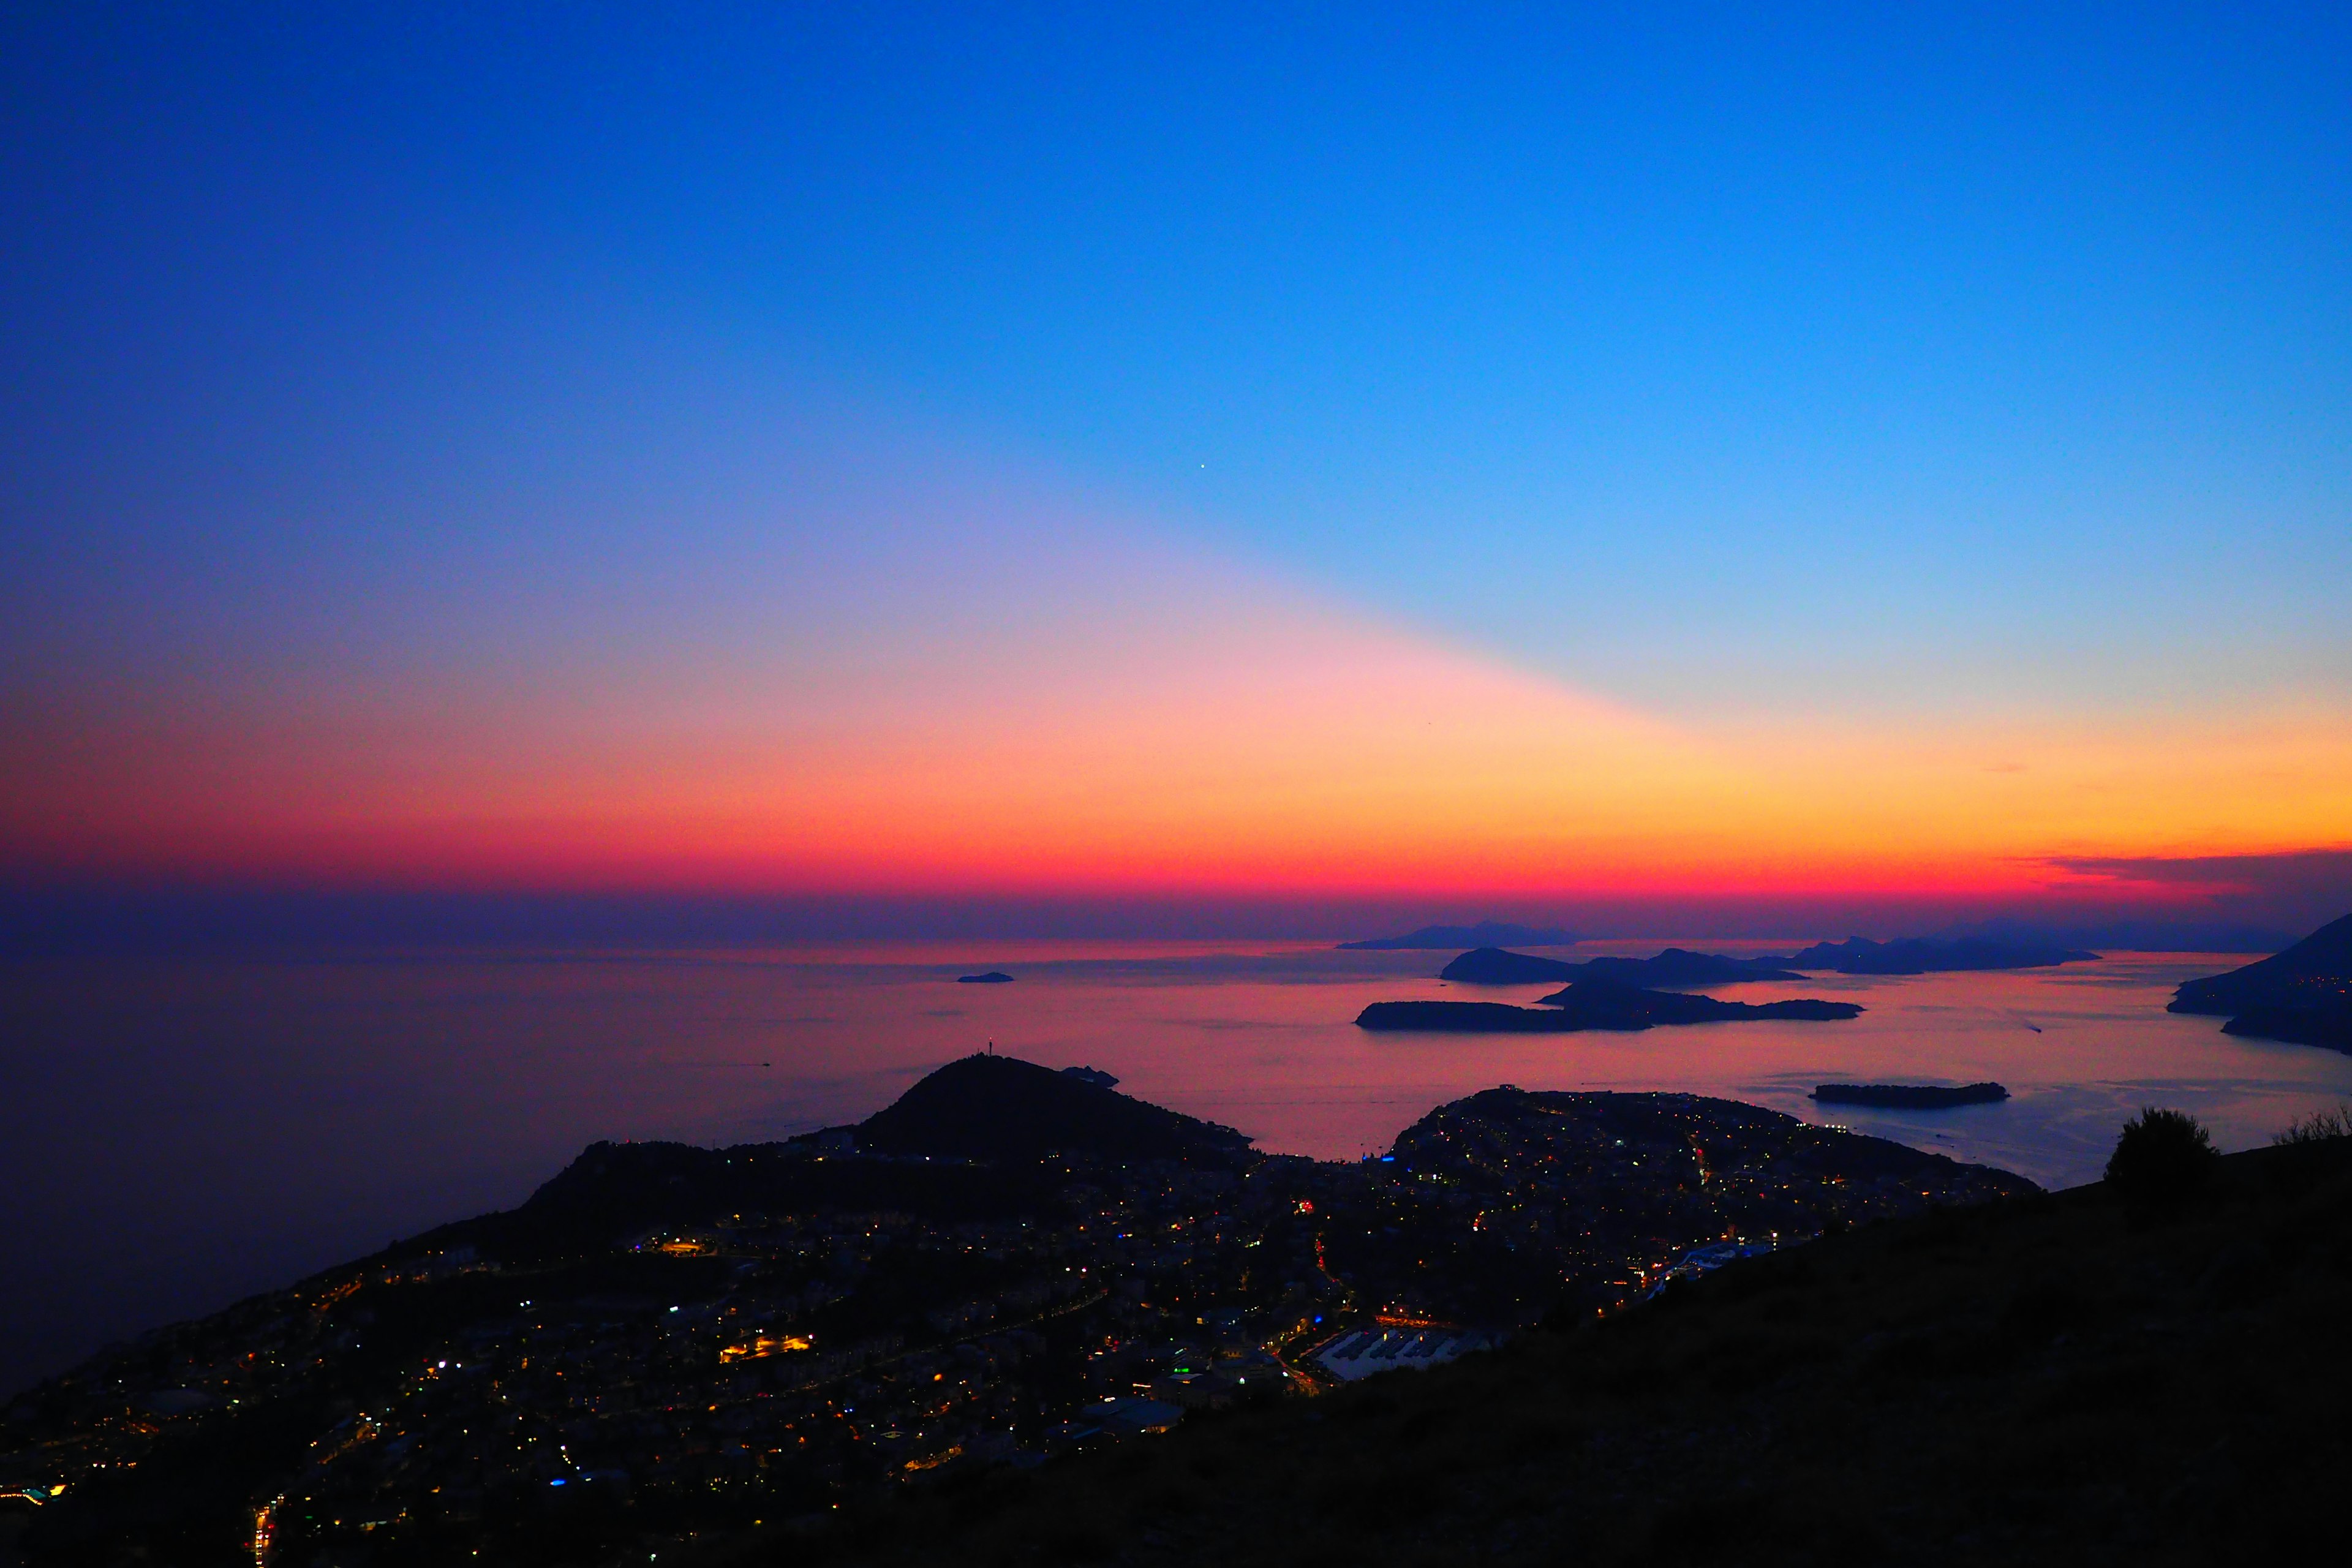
452,1139,1070,1259
854,1054,1253,1166
737,1136,2352,1568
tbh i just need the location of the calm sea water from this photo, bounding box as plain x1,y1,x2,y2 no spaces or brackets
8,939,2350,1396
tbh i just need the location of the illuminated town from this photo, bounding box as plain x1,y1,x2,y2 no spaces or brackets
0,1060,2031,1563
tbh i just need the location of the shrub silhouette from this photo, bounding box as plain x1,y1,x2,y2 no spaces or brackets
2104,1107,2217,1209
2273,1102,2352,1145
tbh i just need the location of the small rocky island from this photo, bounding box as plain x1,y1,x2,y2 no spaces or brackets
1812,1082,2010,1109
956,970,1015,984
1359,978,1862,1033
2169,911,2352,1052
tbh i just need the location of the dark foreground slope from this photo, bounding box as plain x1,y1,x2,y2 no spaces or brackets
741,1136,2352,1568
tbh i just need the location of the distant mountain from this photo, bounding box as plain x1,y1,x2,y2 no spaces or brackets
1340,921,1577,951
2169,912,2352,1054
1775,935,2100,974
1438,946,1585,983
1359,978,1861,1033
854,1053,1251,1164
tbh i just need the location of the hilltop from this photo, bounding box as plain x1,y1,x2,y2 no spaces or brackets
850,1053,1252,1165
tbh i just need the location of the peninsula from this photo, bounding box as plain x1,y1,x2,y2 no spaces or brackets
2168,911,2352,1053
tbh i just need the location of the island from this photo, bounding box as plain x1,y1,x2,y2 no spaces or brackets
2169,911,2352,1054
1441,946,1803,987
1437,946,1585,982
1811,1082,2010,1109
1340,921,1577,951
956,970,1015,984
1771,935,2100,974
1551,947,1804,986
1359,978,1863,1032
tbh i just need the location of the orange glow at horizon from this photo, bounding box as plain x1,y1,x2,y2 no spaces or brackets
5,549,2347,902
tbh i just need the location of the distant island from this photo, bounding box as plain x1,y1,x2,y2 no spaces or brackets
1440,946,1801,987
1771,935,2100,974
2168,911,2352,1054
956,970,1015,984
1340,921,1576,950
1360,978,1862,1033
1439,940,2092,987
1812,1082,2010,1109
1438,946,1583,982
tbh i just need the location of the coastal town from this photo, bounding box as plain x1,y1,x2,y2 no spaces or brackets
0,1060,2034,1564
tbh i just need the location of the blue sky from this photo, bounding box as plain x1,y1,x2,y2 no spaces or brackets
2,4,2348,919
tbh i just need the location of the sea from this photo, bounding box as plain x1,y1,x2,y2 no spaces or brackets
7,938,2351,1399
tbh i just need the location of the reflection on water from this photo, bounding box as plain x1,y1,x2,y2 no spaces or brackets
7,939,2351,1394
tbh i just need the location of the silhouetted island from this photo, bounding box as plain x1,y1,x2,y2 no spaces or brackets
1438,946,1584,982
1773,935,2100,974
1360,978,1862,1032
1560,947,1805,986
956,970,1014,983
1340,921,1577,950
1812,1082,2010,1109
2169,911,2352,1053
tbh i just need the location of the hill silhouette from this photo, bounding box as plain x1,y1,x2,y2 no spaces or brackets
1437,946,1583,982
852,1053,1252,1164
2169,912,2352,1052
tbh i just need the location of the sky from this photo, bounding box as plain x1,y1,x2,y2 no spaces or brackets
2,2,2348,938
